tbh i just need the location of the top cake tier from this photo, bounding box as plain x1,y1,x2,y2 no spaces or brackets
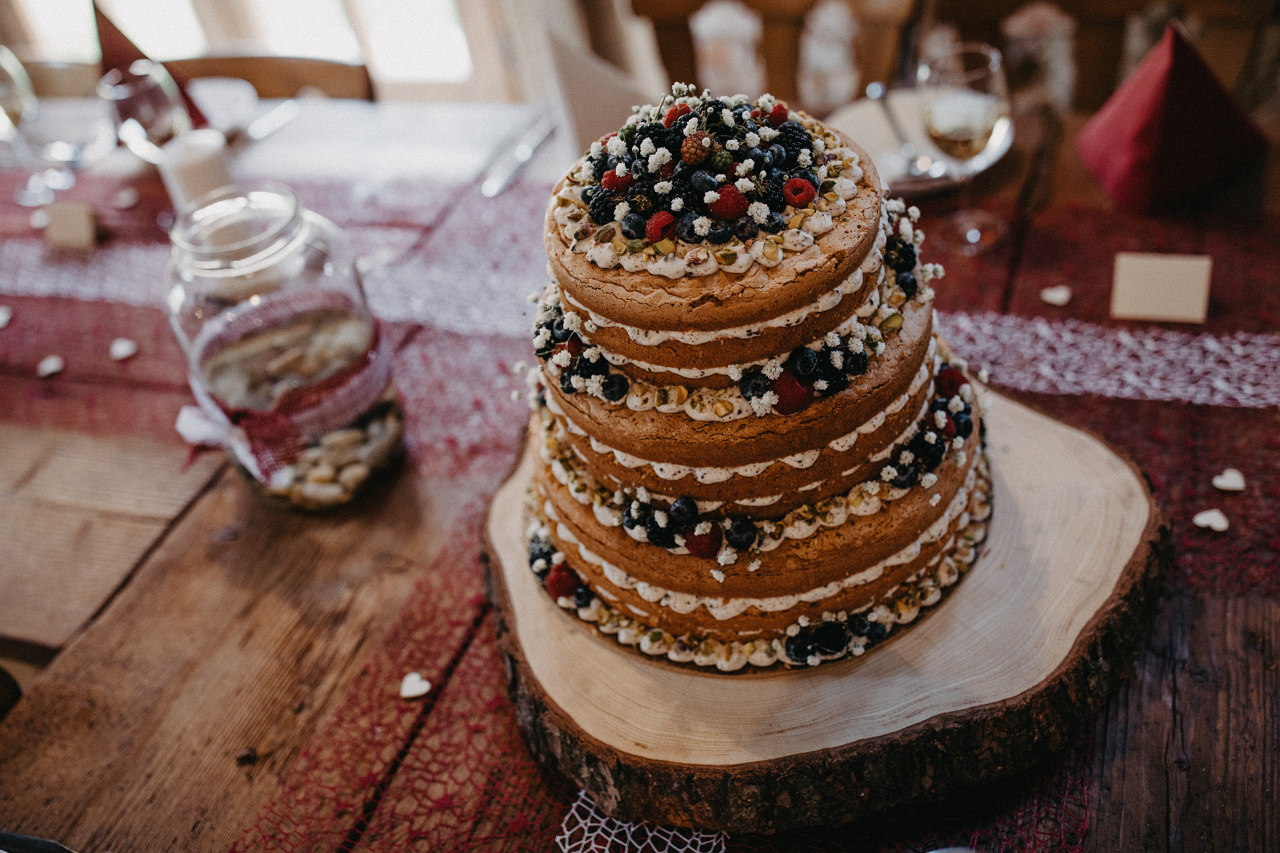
544,89,883,333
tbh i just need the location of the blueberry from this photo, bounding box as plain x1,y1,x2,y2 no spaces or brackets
844,348,868,377
601,372,629,402
817,361,849,395
910,433,946,471
746,146,767,166
732,216,759,241
890,464,920,489
622,500,651,530
559,370,577,394
676,212,702,243
725,515,758,549
706,223,734,244
952,411,974,438
550,316,574,343
645,515,677,548
759,211,787,233
529,539,554,574
768,144,787,167
691,170,718,194
897,270,918,298
786,347,820,381
812,621,851,656
668,496,698,528
885,238,917,273
930,397,952,413
865,621,888,644
630,159,645,179
785,631,816,664
573,585,594,609
739,368,772,399
581,185,597,204
848,613,870,636
794,169,818,188
621,213,647,240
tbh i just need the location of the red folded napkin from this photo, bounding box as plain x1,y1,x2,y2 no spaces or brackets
94,1,208,129
1076,23,1265,212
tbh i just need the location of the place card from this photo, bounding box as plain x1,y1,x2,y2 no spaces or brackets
43,202,98,250
1111,252,1212,323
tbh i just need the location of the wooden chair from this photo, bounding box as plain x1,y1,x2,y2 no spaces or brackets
163,56,375,101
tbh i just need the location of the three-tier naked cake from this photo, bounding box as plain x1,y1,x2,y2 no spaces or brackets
522,86,992,672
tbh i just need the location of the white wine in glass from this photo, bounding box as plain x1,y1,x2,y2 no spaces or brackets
917,44,1012,256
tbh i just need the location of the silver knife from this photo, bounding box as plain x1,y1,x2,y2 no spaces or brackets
481,114,556,198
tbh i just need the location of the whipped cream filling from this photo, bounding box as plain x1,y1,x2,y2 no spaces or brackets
552,460,977,621
552,353,932,483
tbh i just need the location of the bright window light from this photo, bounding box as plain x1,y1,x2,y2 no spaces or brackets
251,0,362,62
13,0,100,63
355,0,472,83
99,0,208,60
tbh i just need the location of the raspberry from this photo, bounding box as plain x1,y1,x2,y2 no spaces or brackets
772,369,812,414
545,562,580,600
768,103,789,127
600,169,634,192
936,366,969,399
783,178,816,207
681,132,711,165
939,414,957,439
663,103,692,127
646,211,676,244
707,184,749,220
684,524,723,560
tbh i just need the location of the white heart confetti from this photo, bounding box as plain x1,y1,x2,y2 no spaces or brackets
399,671,432,699
112,187,140,210
0,305,11,329
109,337,138,361
1040,285,1072,307
37,354,64,377
1211,468,1245,492
1192,508,1229,532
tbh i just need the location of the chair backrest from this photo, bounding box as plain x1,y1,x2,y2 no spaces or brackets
164,55,375,101
23,61,100,97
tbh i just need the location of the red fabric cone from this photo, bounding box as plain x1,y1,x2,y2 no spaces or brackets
1076,24,1265,212
93,1,208,129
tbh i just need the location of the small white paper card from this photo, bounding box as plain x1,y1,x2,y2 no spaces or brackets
1111,252,1212,323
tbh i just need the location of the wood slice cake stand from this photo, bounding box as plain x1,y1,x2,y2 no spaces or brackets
483,392,1168,833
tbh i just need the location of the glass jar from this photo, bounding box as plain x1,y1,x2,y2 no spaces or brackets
168,182,402,509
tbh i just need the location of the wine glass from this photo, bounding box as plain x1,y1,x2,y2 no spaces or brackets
98,59,191,164
0,46,36,138
917,43,1012,255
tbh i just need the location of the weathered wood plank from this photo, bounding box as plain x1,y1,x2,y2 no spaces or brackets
1085,591,1280,853
0,465,452,853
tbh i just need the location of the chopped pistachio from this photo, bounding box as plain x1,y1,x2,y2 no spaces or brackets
819,180,835,194
716,250,738,264
671,385,689,405
595,223,617,243
788,213,804,230
654,238,676,255
764,242,782,261
713,399,734,418
627,238,645,254
879,312,904,334
612,237,627,253
887,290,906,308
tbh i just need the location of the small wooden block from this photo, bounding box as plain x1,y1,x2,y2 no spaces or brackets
485,393,1168,833
42,202,97,250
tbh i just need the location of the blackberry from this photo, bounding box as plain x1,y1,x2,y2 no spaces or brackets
952,411,974,439
732,216,759,241
848,613,870,636
786,347,820,382
589,189,624,225
635,121,668,151
739,368,772,399
913,434,947,471
897,270,918,298
573,585,594,609
844,348,868,377
645,515,677,548
757,173,787,211
812,621,850,656
528,538,555,574
865,621,889,644
601,372,629,402
622,500,651,530
620,212,647,240
776,120,813,162
574,353,608,379
885,238,917,273
785,631,816,664
817,360,849,395
725,515,758,550
668,496,698,528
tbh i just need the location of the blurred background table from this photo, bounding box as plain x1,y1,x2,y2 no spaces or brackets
0,94,1277,852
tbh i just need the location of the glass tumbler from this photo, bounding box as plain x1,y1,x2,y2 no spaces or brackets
168,182,402,509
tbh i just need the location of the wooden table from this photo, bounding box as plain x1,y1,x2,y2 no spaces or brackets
0,99,1277,852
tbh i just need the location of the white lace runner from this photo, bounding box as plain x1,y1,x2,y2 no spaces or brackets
558,790,727,853
938,311,1280,408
